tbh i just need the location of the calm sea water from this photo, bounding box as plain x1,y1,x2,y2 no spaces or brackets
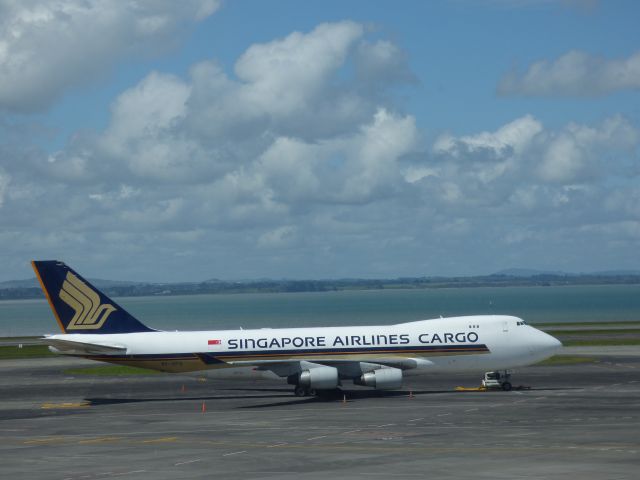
2,285,640,337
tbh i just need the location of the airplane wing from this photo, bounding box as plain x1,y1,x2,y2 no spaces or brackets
226,357,434,377
42,338,127,355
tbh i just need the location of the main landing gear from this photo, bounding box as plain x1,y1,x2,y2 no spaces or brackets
293,386,316,397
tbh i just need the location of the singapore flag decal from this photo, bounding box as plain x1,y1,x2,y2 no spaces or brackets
208,339,221,345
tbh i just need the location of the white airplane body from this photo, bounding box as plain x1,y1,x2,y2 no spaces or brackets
33,261,562,396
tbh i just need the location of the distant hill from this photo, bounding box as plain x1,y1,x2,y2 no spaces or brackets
0,278,38,289
493,268,569,277
494,268,640,277
87,278,145,288
1,270,640,301
591,270,640,276
0,277,142,290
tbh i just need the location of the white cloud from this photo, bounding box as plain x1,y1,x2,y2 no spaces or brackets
427,115,545,202
108,72,190,139
413,114,640,222
498,50,640,96
234,21,364,117
252,108,418,205
99,72,207,182
537,115,638,182
0,0,219,112
434,115,543,156
341,108,418,202
47,21,417,196
187,22,385,143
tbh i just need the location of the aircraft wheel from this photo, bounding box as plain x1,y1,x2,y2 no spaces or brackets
306,389,316,397
501,382,512,391
294,386,306,397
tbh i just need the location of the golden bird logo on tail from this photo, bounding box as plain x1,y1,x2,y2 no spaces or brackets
59,272,116,330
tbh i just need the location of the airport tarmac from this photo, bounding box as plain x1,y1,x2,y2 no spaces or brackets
0,353,639,480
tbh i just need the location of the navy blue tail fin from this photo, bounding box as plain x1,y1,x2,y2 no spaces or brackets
32,260,155,334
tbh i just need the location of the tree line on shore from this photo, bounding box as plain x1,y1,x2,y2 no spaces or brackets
2,273,640,301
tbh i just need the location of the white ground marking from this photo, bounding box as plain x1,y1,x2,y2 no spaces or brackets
174,459,202,466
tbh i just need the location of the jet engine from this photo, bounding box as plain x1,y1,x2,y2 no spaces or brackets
297,366,339,390
354,367,403,390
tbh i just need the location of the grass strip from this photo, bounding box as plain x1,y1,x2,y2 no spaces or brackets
537,321,640,327
64,365,161,376
0,345,53,359
0,336,41,342
562,338,640,346
551,329,640,336
535,355,597,366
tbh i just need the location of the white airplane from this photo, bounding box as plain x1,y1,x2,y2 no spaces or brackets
33,260,562,396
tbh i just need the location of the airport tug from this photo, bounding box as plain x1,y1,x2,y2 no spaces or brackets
482,371,513,391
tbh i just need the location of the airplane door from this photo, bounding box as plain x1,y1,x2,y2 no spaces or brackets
502,320,509,332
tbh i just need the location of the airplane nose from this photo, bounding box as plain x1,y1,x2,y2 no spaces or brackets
545,333,562,352
534,330,562,357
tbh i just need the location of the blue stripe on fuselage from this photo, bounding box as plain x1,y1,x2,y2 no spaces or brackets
84,343,489,363
216,343,489,358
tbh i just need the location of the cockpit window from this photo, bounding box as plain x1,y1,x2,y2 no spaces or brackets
516,321,527,326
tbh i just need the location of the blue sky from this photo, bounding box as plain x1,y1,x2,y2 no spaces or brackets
1,0,639,281
41,1,640,142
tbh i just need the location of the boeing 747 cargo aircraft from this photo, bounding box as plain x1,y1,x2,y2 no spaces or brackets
32,261,561,396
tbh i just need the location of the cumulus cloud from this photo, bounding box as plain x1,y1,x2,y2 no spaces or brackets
537,115,638,182
44,21,417,191
187,21,407,143
498,50,640,97
433,115,543,157
425,115,639,209
0,0,219,112
251,108,418,205
234,21,363,117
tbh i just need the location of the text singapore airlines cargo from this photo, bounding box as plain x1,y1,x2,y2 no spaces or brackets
32,261,562,396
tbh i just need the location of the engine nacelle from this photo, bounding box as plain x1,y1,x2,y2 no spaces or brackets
354,367,403,390
298,366,339,389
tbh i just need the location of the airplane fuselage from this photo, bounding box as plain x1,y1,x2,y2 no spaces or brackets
48,315,561,375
